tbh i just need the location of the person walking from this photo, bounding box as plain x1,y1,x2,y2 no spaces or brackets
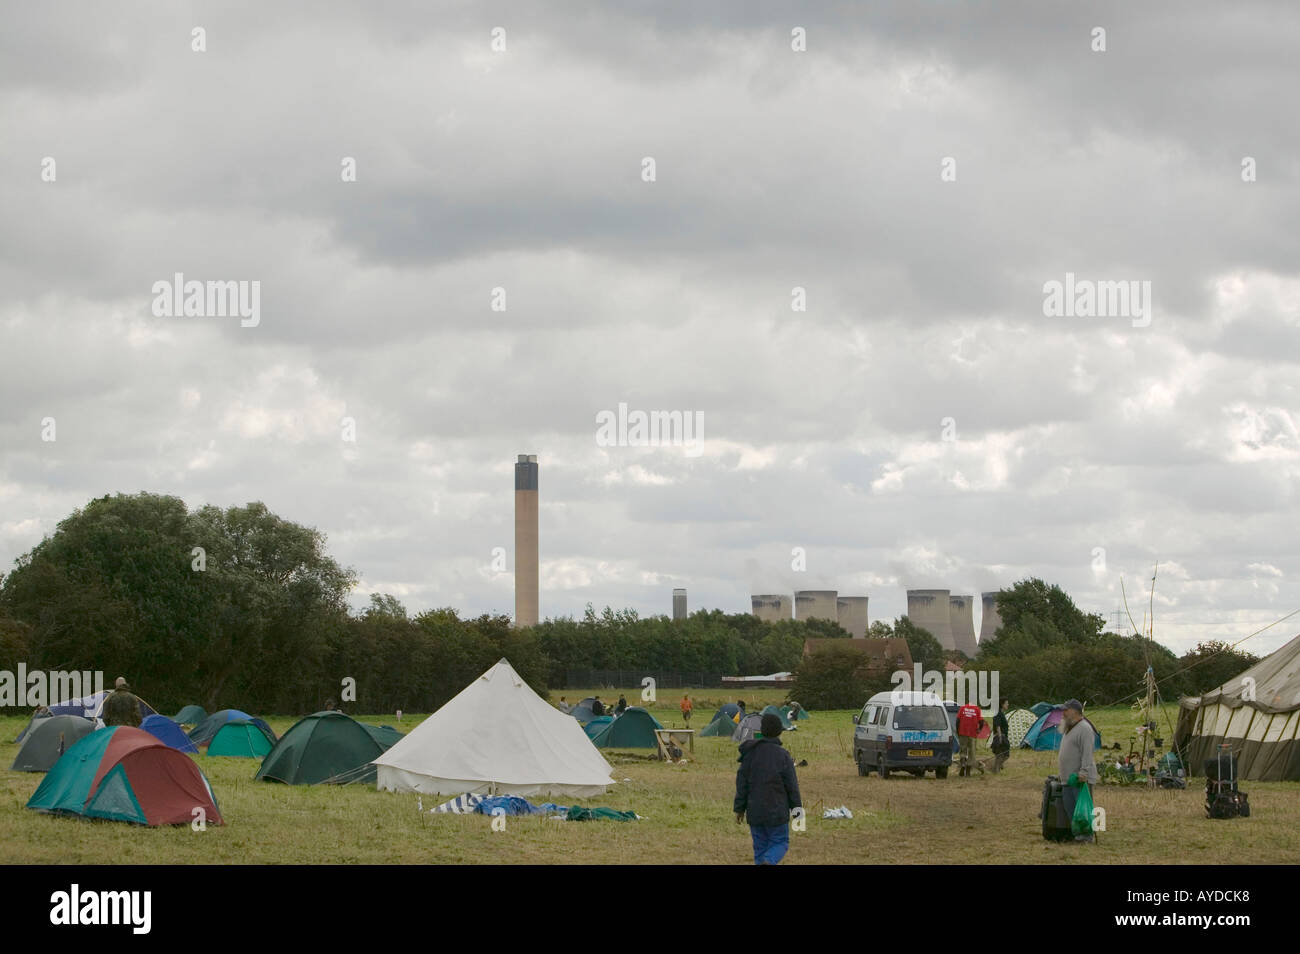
102,677,144,728
990,698,1011,773
956,699,986,777
734,712,802,865
680,694,693,726
1058,699,1099,842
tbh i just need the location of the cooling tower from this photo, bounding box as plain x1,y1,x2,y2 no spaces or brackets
751,595,791,622
795,590,838,623
949,594,978,657
836,596,869,639
907,589,954,651
980,592,1003,642
514,454,538,628
672,588,687,621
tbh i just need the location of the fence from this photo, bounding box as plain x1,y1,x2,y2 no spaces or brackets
562,669,729,690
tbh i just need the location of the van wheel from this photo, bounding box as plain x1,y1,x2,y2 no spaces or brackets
935,766,949,779
877,757,889,779
856,753,868,777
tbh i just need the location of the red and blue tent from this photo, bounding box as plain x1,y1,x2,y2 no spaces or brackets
26,726,222,826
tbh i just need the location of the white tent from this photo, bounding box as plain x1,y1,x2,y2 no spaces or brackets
373,658,615,798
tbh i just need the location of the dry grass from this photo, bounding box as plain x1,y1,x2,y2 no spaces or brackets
2,696,1296,864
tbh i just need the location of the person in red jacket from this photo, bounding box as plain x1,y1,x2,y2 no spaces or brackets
956,701,986,777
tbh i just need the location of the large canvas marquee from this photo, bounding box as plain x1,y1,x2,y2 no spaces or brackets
373,659,615,798
1175,633,1300,781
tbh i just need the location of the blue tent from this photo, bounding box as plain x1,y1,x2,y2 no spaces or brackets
1029,701,1054,717
1022,707,1102,751
140,715,199,754
710,703,741,724
582,716,614,739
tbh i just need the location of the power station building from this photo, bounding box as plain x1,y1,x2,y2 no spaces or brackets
980,592,1002,642
751,594,792,622
907,589,955,651
672,588,687,620
948,594,979,658
514,454,538,628
795,590,839,623
836,596,869,639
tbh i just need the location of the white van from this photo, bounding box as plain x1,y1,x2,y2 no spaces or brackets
853,690,954,778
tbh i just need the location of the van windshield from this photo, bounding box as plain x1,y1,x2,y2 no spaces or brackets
893,706,949,731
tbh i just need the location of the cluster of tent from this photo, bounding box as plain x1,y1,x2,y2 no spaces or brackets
19,695,408,826
699,703,806,742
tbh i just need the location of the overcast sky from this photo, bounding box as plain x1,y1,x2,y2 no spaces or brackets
3,2,1298,655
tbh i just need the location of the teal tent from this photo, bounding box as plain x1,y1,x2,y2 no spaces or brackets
582,716,614,740
588,707,663,749
1022,707,1102,751
1030,701,1054,717
761,704,795,730
172,705,207,726
207,720,277,758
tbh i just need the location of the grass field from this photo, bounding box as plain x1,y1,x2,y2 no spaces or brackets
3,692,1297,864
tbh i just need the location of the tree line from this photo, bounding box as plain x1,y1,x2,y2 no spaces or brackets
0,494,1261,715
0,493,840,714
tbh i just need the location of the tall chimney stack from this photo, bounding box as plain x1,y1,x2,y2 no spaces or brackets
514,454,539,627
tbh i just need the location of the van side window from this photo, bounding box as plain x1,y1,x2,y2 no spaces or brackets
876,706,890,726
860,705,872,725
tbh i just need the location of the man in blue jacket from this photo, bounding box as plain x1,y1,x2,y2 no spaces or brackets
734,712,803,865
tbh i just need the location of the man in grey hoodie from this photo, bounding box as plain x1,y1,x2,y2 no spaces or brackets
1057,699,1099,842
734,712,803,864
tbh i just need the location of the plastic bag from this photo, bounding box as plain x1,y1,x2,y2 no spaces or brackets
1071,779,1094,837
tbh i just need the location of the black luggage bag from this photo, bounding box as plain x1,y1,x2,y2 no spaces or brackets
1040,774,1073,841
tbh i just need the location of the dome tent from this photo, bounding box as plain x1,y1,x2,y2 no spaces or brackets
189,709,276,748
588,707,663,749
208,720,276,758
732,712,764,744
256,711,403,785
172,705,207,726
27,727,222,826
700,712,739,737
1004,708,1038,749
1021,706,1102,751
140,715,199,754
11,715,97,772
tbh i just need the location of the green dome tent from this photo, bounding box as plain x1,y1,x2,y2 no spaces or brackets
256,711,404,785
700,712,738,737
582,715,614,740
207,720,277,758
588,707,663,749
172,705,207,726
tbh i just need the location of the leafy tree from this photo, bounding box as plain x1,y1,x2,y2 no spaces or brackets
791,644,891,710
1175,641,1258,696
976,579,1105,660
